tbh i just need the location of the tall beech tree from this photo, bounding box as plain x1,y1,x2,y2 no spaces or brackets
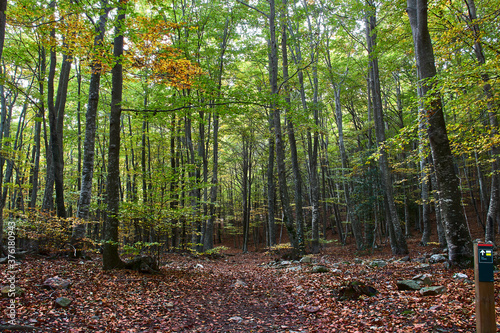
73,0,110,249
407,0,473,266
103,3,127,270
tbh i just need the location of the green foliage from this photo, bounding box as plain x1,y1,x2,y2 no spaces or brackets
122,241,162,256
15,210,71,254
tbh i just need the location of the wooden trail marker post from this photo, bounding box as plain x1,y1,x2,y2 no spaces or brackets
474,242,496,333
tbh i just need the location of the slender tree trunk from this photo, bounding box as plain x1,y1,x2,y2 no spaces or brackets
74,3,110,246
280,1,305,254
0,0,6,63
204,17,230,251
300,0,321,254
268,0,298,255
49,44,73,218
103,3,126,270
242,136,250,253
0,79,11,255
420,155,431,244
266,116,276,247
29,47,46,209
41,9,57,213
366,2,408,255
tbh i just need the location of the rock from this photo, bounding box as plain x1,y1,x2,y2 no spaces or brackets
369,260,387,267
304,305,320,313
300,256,312,263
429,254,447,264
229,316,243,323
453,273,468,280
14,251,29,261
412,274,433,286
431,248,441,254
311,265,329,273
165,302,174,308
124,255,159,273
420,286,446,296
42,276,72,290
286,266,302,272
398,256,410,262
232,279,248,287
1,286,25,297
0,257,8,264
338,281,378,300
280,260,292,266
396,280,421,291
55,297,72,308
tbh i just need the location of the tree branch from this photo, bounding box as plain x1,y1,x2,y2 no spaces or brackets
235,0,269,18
121,101,269,113
277,59,314,94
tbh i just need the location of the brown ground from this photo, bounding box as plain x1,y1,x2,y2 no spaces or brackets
1,220,498,332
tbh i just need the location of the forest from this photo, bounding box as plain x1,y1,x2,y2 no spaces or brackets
0,0,497,263
0,0,499,331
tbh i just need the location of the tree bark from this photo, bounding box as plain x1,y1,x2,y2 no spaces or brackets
266,116,276,247
0,0,6,62
103,3,127,270
242,135,250,253
50,50,71,218
41,6,57,213
74,2,110,245
268,0,299,255
281,0,305,254
204,17,230,251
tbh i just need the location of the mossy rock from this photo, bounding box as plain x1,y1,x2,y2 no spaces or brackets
338,281,378,300
1,286,25,298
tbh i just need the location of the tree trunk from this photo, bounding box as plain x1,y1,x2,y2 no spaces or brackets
409,0,473,265
280,1,305,254
29,48,46,209
74,3,110,246
41,10,57,213
103,3,126,270
266,117,276,247
204,17,230,251
242,135,250,253
0,0,6,63
268,0,298,255
366,2,408,255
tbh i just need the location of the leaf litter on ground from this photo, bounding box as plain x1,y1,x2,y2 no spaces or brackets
0,241,493,332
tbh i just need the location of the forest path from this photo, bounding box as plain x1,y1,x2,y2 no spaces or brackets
159,252,308,332
0,246,481,332
1,253,309,333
